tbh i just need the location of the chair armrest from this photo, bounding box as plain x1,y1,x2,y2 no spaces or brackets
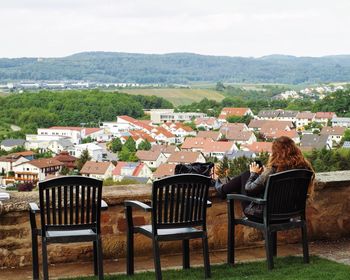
207,200,212,208
101,200,108,211
29,202,40,213
124,200,152,212
227,194,266,204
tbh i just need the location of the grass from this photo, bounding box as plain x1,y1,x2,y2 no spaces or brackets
62,256,350,280
122,88,225,106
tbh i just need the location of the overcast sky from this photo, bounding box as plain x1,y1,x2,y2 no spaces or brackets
0,0,349,58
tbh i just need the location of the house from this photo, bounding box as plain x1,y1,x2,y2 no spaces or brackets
0,139,26,151
129,130,156,146
202,141,237,160
80,161,115,180
151,127,176,145
162,122,196,143
7,150,35,160
272,130,300,144
181,137,213,152
150,145,180,158
73,143,105,162
13,158,64,182
0,154,29,174
135,150,168,168
256,110,281,120
331,117,350,128
197,131,222,141
218,107,253,122
112,161,152,182
52,151,77,170
259,121,293,139
299,134,332,151
150,109,207,124
296,112,316,130
167,151,206,164
242,142,273,154
100,121,131,135
248,119,269,131
194,117,221,130
224,130,257,145
84,128,109,142
320,126,346,145
48,139,74,155
37,126,83,144
276,110,298,122
153,163,176,179
314,112,337,125
117,115,153,133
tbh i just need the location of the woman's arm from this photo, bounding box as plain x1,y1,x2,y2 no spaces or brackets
245,168,273,196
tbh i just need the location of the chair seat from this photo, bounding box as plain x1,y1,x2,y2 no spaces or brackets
46,229,98,243
136,225,204,241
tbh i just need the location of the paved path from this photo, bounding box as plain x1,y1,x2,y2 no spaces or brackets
0,239,349,280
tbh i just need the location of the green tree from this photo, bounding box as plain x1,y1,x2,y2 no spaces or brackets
76,149,91,171
216,156,229,178
82,136,93,144
109,138,123,153
216,81,225,91
124,137,136,152
343,129,350,142
228,156,251,177
60,165,70,175
138,139,152,151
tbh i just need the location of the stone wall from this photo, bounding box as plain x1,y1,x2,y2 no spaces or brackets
0,171,350,268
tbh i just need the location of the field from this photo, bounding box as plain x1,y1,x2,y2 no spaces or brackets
122,88,225,106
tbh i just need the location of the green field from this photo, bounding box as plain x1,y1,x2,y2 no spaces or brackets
123,88,225,106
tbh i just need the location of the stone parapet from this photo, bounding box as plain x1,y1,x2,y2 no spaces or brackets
0,171,350,268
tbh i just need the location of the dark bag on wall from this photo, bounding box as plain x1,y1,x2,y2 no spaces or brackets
174,162,214,177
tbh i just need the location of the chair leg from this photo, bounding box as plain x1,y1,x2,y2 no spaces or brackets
93,240,98,275
96,237,104,280
301,223,310,264
202,235,211,278
227,201,235,265
182,239,190,269
32,232,39,280
126,227,135,275
264,230,274,270
42,239,49,280
152,238,162,280
272,231,277,257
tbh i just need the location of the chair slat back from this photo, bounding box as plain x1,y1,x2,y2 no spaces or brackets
264,169,313,221
39,176,103,235
152,174,211,230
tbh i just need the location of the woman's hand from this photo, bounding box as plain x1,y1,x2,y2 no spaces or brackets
249,162,263,174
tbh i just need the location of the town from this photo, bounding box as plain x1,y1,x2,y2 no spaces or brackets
1,107,349,188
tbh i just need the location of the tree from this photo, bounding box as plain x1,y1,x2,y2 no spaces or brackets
343,129,350,142
76,149,91,171
82,136,93,144
216,156,229,178
60,165,70,175
216,81,225,91
138,139,152,151
109,138,122,153
228,156,251,177
124,137,136,152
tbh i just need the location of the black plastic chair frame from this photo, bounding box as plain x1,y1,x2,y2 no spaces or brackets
29,176,108,280
227,169,313,270
125,174,213,280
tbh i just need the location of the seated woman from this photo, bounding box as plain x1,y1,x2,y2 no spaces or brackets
215,136,314,221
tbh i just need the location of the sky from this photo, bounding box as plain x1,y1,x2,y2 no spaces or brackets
0,0,349,58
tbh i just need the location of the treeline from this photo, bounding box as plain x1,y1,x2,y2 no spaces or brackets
1,52,350,84
178,90,350,117
0,90,172,139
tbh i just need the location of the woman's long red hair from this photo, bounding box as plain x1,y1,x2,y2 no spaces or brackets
267,136,314,172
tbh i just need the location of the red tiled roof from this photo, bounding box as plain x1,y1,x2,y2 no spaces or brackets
150,145,178,154
53,152,77,168
219,107,251,119
132,162,145,176
248,119,268,129
84,128,103,135
112,161,127,176
194,117,217,126
315,112,336,119
153,163,176,178
225,130,254,141
130,130,156,142
80,161,113,175
136,150,163,161
320,126,346,136
153,127,175,138
273,130,299,139
167,151,203,164
8,150,35,157
260,121,293,135
202,141,236,153
181,137,213,150
118,115,153,131
296,112,315,120
243,142,273,153
22,158,64,168
197,131,221,140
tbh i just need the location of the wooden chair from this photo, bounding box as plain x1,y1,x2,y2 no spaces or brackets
227,169,314,270
125,174,212,280
29,176,107,280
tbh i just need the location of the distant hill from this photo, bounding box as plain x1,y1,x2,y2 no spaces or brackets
1,52,350,84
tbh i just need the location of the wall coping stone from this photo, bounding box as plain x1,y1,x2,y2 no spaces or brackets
1,170,350,216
